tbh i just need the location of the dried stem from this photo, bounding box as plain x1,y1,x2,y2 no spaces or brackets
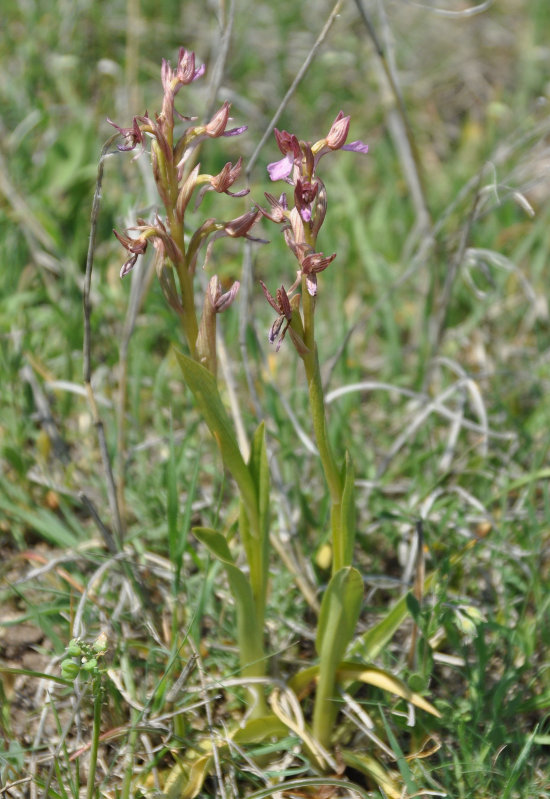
83,135,124,545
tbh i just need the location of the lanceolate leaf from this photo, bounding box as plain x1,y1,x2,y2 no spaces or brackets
232,715,289,744
248,421,270,540
193,527,265,677
313,566,363,745
241,422,270,623
175,350,257,521
316,566,363,662
288,660,440,718
339,451,356,568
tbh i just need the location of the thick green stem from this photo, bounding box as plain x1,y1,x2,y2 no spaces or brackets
301,275,341,500
303,346,342,504
168,212,199,359
330,501,345,574
300,275,361,749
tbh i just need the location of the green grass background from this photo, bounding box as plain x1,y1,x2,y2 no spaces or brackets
1,0,549,796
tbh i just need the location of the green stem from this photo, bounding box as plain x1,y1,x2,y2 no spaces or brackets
302,342,342,504
168,212,199,359
86,678,102,799
301,275,341,502
330,501,345,574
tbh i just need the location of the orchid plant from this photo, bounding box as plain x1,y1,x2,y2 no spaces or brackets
108,47,439,797
259,118,371,747
109,48,270,719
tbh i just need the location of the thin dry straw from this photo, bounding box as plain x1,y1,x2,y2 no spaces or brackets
354,0,431,229
326,379,511,443
83,134,124,546
403,0,493,18
430,175,483,363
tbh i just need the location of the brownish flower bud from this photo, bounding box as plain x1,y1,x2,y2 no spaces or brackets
326,111,350,150
205,102,231,137
224,208,261,238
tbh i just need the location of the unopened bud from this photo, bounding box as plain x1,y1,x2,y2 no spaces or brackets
326,112,350,150
67,640,82,657
61,659,81,680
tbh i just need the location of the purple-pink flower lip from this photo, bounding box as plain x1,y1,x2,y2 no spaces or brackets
342,140,369,154
267,153,294,182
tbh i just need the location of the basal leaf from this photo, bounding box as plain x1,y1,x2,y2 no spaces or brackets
193,527,264,677
316,566,363,662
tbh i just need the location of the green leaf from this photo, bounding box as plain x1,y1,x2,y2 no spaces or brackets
0,493,81,549
164,754,211,799
380,709,418,795
351,541,477,661
193,528,264,678
350,591,411,662
232,715,289,744
316,566,363,662
174,351,257,518
406,592,421,621
241,422,270,624
313,566,363,745
248,422,269,540
339,452,356,567
0,665,71,685
288,663,319,695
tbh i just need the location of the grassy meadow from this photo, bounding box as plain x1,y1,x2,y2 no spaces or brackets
1,0,549,797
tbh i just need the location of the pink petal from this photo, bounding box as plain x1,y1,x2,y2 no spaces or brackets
267,154,293,181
